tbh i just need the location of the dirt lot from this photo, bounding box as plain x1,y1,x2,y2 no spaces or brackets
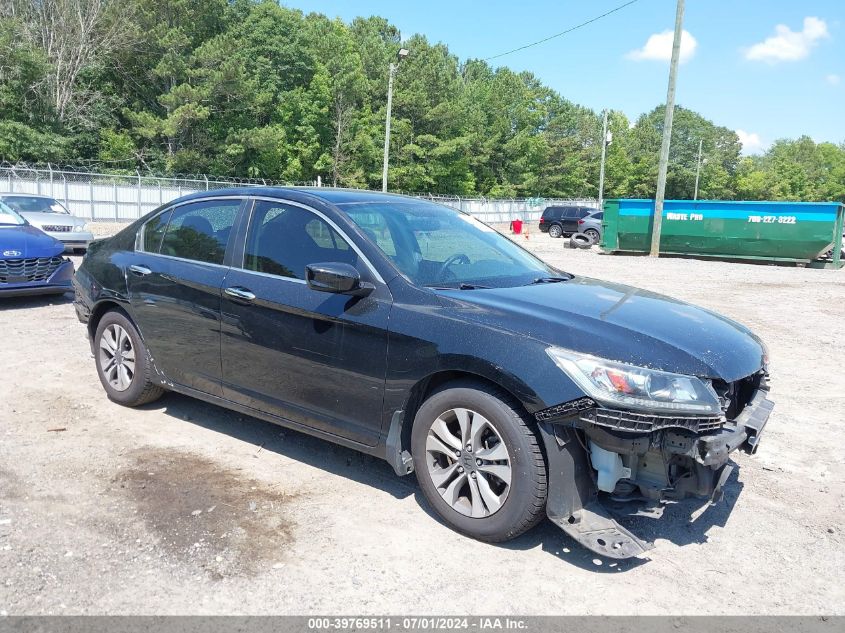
1,230,843,615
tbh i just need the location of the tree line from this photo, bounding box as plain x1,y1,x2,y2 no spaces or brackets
1,0,843,201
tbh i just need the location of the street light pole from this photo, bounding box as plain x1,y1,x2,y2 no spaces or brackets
382,48,409,193
693,138,703,200
649,0,685,257
598,109,609,210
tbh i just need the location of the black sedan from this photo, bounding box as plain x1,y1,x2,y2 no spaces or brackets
73,188,773,559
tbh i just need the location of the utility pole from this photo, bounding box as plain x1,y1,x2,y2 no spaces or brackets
693,138,703,200
598,109,609,210
649,0,685,257
382,48,409,192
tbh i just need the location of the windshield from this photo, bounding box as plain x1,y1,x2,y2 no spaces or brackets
0,201,27,226
339,200,559,288
1,196,69,214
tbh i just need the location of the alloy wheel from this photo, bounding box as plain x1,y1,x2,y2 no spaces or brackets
99,323,136,392
425,407,512,518
584,229,600,243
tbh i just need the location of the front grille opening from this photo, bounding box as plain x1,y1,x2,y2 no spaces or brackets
712,373,762,420
0,256,64,284
581,408,724,434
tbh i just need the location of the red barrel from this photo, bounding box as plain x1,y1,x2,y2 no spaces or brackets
511,219,523,234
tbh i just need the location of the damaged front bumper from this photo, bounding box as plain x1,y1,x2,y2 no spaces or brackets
535,381,773,559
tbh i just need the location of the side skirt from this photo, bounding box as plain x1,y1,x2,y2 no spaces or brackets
161,381,388,460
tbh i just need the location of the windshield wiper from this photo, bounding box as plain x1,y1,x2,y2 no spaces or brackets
529,275,572,285
458,283,491,290
426,283,491,290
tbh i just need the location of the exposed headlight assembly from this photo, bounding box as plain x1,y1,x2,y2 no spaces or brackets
546,347,721,415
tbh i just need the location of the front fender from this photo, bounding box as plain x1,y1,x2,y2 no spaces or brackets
383,293,587,418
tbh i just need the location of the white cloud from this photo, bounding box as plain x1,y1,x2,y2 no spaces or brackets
627,30,697,64
736,130,765,155
745,17,829,62
826,73,841,85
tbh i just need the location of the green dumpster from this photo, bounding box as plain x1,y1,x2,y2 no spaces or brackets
602,199,844,268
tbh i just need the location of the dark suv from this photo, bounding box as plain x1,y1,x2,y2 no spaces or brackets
539,205,596,238
73,188,772,560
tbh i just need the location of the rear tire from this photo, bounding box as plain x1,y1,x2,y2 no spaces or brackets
547,224,563,238
583,228,601,244
94,310,164,407
411,381,547,542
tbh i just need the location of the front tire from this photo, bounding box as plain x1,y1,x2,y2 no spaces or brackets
94,310,164,407
411,381,547,542
583,228,601,244
547,224,563,238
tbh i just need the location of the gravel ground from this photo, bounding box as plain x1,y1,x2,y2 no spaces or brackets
0,228,843,615
88,222,131,238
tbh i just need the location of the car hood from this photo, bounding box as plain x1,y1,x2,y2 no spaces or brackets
0,225,65,258
436,276,765,382
19,211,76,226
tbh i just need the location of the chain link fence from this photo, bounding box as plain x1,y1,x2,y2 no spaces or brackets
0,162,597,224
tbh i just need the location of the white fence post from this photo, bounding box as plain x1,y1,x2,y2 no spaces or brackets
136,170,143,217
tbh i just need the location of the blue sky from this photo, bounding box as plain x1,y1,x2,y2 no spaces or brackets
293,0,844,154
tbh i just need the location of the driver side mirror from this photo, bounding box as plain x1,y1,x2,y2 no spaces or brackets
306,262,374,297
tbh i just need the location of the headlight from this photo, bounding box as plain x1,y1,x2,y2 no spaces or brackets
74,223,89,232
546,347,721,415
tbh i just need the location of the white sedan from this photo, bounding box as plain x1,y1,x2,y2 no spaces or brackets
0,193,94,252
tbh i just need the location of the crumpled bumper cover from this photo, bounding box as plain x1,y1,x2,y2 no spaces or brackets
535,386,774,559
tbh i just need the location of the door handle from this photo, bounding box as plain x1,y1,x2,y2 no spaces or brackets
129,264,152,276
224,286,256,303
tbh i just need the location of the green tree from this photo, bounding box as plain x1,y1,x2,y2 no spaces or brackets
626,106,742,200
1,0,842,201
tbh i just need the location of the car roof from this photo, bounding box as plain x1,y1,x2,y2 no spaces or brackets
0,193,56,199
176,186,422,207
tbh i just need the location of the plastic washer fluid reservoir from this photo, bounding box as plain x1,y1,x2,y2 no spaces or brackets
588,441,632,492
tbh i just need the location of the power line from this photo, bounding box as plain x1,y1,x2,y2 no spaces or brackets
483,0,641,61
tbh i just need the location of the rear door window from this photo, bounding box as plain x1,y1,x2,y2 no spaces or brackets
158,199,241,265
141,209,172,253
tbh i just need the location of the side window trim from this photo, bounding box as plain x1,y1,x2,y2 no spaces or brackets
239,197,385,285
